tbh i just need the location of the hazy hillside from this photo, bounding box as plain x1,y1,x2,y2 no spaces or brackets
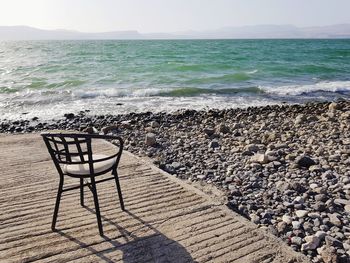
0,26,142,40
0,24,350,40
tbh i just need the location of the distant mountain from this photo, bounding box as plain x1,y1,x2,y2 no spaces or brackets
0,24,350,40
0,26,142,40
175,24,350,39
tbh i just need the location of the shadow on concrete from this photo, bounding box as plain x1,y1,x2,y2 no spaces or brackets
57,207,194,263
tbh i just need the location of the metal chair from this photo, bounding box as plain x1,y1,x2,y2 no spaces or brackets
41,132,124,236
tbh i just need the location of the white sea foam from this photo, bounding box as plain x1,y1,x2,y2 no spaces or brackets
1,80,350,121
260,80,350,96
0,94,278,121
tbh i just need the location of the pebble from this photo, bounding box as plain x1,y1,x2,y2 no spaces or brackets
328,213,342,227
295,155,316,168
145,133,157,146
291,236,303,246
208,140,220,148
292,221,301,230
250,153,269,164
295,210,308,218
282,214,293,224
301,235,320,251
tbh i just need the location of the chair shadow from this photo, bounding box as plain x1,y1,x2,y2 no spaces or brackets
56,207,195,263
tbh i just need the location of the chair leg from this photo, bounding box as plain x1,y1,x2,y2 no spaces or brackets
80,178,84,207
90,177,104,236
52,178,64,231
113,171,125,211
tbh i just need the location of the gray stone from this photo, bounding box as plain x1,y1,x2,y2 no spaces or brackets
277,221,287,233
203,128,215,136
145,133,157,146
292,221,301,229
328,213,342,227
150,121,160,128
282,214,293,224
171,162,182,169
295,155,316,168
291,236,303,246
101,125,118,134
244,144,259,152
250,154,269,164
249,214,260,224
301,235,321,251
209,140,220,148
329,102,341,111
196,174,206,180
344,205,350,213
295,210,308,218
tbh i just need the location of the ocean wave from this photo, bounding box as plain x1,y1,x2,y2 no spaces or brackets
72,87,168,98
70,86,264,98
2,81,350,103
157,87,263,97
260,80,350,96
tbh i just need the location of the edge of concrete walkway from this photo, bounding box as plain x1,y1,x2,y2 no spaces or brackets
122,148,310,263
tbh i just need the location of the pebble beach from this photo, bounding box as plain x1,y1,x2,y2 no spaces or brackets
1,100,350,262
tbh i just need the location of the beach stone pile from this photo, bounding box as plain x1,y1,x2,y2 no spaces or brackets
1,100,350,262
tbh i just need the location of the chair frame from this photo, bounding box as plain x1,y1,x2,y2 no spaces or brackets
41,132,124,236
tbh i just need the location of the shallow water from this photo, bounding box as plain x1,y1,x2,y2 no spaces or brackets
0,39,350,120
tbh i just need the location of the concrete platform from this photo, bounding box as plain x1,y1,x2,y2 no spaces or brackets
0,134,308,263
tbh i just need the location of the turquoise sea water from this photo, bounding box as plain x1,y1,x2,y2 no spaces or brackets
0,39,350,119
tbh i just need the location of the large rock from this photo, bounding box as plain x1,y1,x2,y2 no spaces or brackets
203,128,215,136
295,155,316,168
301,235,321,251
209,140,220,148
64,113,75,119
328,102,341,111
250,154,269,164
345,205,350,213
291,236,303,246
295,210,308,218
101,125,118,134
145,133,157,146
328,213,342,227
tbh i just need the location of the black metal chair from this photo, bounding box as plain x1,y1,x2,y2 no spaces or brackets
41,132,124,236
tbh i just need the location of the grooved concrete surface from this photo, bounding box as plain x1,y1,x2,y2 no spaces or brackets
0,134,308,263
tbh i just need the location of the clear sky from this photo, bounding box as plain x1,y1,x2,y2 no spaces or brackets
0,0,350,33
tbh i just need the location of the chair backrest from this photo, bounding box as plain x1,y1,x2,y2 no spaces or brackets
41,133,123,176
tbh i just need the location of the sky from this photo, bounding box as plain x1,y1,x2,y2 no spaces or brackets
0,0,350,33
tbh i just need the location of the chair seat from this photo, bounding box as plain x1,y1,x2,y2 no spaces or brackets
63,154,116,175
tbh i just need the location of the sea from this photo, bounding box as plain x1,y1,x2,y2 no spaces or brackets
0,39,350,120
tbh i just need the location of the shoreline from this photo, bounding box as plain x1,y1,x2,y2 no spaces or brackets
1,100,350,261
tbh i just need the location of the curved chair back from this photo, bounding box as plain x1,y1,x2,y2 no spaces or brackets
41,133,123,176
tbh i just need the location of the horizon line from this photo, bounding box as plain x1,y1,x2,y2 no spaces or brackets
1,23,350,34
